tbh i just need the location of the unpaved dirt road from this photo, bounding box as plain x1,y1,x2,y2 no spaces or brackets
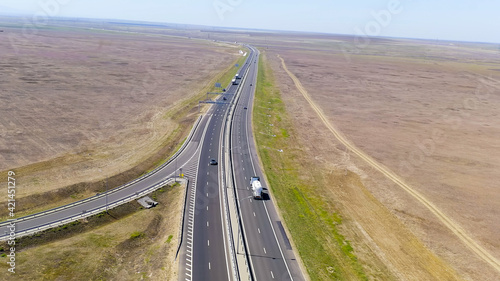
278,54,500,274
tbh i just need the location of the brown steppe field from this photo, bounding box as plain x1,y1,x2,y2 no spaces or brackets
255,35,500,280
1,17,500,280
0,21,243,217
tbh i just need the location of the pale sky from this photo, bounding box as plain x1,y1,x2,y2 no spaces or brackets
0,0,499,43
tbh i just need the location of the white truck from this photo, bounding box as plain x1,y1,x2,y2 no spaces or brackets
250,176,263,199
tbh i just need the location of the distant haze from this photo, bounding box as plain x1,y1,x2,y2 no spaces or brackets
0,0,499,43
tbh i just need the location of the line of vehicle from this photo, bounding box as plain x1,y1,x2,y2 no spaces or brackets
228,51,259,280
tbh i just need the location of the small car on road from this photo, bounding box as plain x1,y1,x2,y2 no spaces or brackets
210,159,218,165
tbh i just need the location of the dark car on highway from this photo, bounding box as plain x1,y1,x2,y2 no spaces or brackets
210,159,218,165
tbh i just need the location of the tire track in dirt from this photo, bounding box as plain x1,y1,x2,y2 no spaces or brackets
278,55,500,273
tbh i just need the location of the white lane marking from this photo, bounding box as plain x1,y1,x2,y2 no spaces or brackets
209,262,211,270
271,271,275,279
184,114,213,278
263,247,267,254
207,240,210,246
207,206,209,211
253,212,256,217
258,228,261,234
207,221,209,227
245,100,295,280
207,193,209,197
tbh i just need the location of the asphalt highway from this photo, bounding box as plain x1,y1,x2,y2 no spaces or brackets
179,49,258,281
0,44,305,281
0,112,210,239
230,46,305,281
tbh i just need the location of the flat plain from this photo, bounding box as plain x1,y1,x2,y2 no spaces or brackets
2,17,500,280
0,18,242,216
260,35,500,280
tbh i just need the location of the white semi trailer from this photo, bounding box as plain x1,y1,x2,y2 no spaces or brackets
250,176,263,199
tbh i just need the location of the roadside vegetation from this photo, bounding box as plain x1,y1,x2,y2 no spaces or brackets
253,52,368,280
0,183,184,280
0,46,248,222
208,51,248,93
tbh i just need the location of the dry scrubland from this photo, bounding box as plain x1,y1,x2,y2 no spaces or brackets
0,22,241,217
1,18,499,280
0,182,184,280
259,37,500,280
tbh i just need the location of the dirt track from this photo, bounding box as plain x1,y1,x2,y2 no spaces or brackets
278,55,500,274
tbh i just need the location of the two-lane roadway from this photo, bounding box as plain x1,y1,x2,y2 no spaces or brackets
230,46,305,281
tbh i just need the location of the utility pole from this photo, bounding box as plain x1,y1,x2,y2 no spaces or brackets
105,176,109,213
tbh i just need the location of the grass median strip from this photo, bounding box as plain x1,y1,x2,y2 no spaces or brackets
253,51,367,280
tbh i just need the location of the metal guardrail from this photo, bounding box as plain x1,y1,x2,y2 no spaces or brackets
0,177,179,240
175,177,189,260
225,50,256,281
0,115,202,229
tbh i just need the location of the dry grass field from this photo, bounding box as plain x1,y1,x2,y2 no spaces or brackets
0,182,184,280
0,20,243,217
2,16,499,280
260,37,500,280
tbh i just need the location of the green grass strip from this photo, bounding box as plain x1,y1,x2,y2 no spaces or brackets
253,51,368,280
